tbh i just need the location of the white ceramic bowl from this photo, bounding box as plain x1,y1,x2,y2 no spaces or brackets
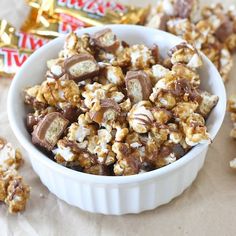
7,25,226,215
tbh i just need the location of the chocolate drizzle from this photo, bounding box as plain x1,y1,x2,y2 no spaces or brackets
169,79,202,102
132,113,153,127
65,140,98,166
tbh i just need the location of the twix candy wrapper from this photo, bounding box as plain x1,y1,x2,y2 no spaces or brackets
0,19,49,77
21,7,90,38
21,0,150,37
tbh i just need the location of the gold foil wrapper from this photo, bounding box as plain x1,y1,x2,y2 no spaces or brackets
21,0,150,37
21,8,90,38
0,20,49,77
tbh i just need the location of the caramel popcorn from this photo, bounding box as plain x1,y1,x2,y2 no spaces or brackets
4,171,30,214
168,123,183,144
173,101,198,120
105,66,125,86
41,79,81,108
152,108,172,124
54,138,97,168
68,122,91,143
82,82,124,110
151,64,170,82
0,138,23,171
0,138,30,213
198,91,219,118
59,32,94,58
24,28,217,176
228,94,236,168
181,113,209,146
0,169,30,213
219,48,233,82
169,43,203,69
146,1,236,82
129,44,154,69
153,91,177,109
228,95,236,139
172,63,200,88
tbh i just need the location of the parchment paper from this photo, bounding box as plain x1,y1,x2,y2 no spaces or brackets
1,0,236,235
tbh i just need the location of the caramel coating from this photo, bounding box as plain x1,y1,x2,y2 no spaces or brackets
24,28,218,176
0,139,30,213
146,1,236,82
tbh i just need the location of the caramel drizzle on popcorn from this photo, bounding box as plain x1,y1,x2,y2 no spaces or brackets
24,27,218,176
0,138,30,213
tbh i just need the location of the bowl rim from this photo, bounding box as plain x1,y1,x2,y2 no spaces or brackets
7,24,226,184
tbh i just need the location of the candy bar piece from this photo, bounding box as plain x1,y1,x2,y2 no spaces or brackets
26,107,58,132
92,28,120,53
32,112,69,151
61,106,81,123
89,99,121,124
214,16,234,43
151,44,160,64
27,113,41,133
125,71,152,103
145,13,168,30
64,53,99,81
173,0,198,19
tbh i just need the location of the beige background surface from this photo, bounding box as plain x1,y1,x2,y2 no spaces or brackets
1,0,236,235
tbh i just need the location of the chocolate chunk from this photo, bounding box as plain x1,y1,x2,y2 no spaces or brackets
214,16,234,42
174,0,196,19
89,98,121,124
100,99,121,112
24,93,47,111
84,164,111,175
26,113,42,133
64,53,99,82
32,112,69,151
151,44,159,64
172,144,186,159
67,164,83,172
121,40,130,48
234,22,236,34
125,70,152,103
61,106,81,123
140,162,155,172
172,79,201,102
26,107,58,133
147,13,168,31
157,13,168,30
92,28,120,53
